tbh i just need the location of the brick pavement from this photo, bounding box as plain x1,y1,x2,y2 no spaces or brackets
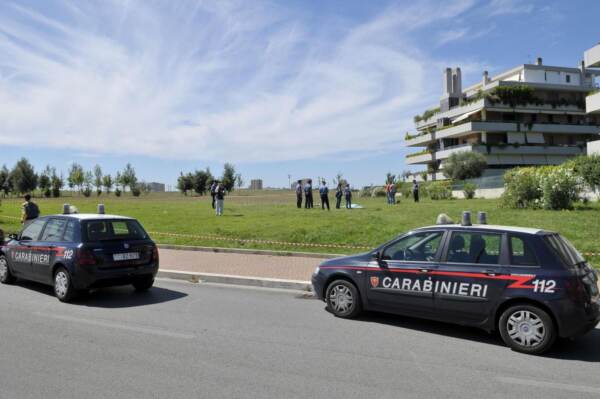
158,248,321,281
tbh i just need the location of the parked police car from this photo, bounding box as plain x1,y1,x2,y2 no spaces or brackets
312,213,599,354
0,213,159,302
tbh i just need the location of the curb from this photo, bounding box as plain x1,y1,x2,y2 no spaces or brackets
157,244,340,259
157,269,313,292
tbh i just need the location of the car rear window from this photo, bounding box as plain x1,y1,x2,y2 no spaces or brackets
83,219,148,242
544,234,585,267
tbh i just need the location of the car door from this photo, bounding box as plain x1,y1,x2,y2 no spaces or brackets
31,218,68,283
10,219,47,278
435,230,509,324
366,230,445,317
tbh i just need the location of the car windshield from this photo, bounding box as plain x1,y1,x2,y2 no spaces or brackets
544,234,585,267
83,219,148,242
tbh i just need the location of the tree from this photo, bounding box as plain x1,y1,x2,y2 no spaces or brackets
385,172,396,184
569,155,600,191
221,163,236,191
67,163,85,193
177,172,194,195
82,171,93,197
120,163,137,191
333,172,347,188
102,174,113,194
0,165,10,197
94,165,103,195
443,151,487,181
192,169,210,195
10,158,37,195
50,169,64,197
39,165,52,197
235,173,244,189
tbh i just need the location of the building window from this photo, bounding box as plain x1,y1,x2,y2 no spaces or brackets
567,115,573,124
566,75,571,83
548,114,554,123
544,71,547,81
531,114,537,122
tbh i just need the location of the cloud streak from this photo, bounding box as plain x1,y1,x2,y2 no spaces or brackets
0,0,479,163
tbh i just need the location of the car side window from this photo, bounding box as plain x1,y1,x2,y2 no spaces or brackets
509,235,538,266
20,219,46,241
446,232,501,265
40,219,67,242
382,231,443,262
63,221,77,242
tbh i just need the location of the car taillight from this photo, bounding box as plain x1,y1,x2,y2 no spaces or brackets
77,249,97,266
151,246,159,263
565,278,589,303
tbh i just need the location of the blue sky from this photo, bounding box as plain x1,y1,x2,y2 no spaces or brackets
1,0,599,188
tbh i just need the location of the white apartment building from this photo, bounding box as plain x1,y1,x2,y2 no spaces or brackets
405,53,600,181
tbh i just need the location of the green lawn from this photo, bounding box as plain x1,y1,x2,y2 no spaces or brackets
1,192,599,266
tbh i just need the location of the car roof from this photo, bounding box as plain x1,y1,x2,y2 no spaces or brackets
43,214,135,221
414,224,552,235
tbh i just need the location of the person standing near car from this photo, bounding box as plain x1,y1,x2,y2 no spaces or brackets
295,180,303,209
210,180,218,209
412,179,420,203
304,179,313,209
335,183,343,209
215,183,225,216
344,184,352,209
21,194,40,226
319,181,330,211
390,182,397,205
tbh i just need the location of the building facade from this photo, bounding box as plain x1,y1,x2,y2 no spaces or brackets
405,56,600,181
250,179,263,190
148,182,165,192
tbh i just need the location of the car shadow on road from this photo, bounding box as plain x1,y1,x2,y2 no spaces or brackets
13,280,188,308
350,310,600,361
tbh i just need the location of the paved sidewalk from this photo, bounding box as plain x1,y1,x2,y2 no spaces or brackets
159,248,322,282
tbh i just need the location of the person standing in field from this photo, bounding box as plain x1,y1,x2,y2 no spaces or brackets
335,183,343,209
304,179,313,209
319,181,330,211
21,194,40,226
385,183,392,205
412,179,420,203
390,183,397,204
344,184,352,209
215,183,225,216
295,180,303,209
210,180,218,209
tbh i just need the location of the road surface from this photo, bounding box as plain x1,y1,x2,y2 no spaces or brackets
1,279,599,399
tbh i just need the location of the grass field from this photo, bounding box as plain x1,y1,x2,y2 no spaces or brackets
1,191,599,266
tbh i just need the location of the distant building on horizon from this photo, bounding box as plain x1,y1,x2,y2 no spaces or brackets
148,182,165,192
405,49,600,181
250,179,263,190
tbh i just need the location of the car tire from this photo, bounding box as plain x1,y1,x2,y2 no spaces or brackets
0,255,16,284
132,276,154,292
325,279,362,319
54,267,75,302
499,304,557,355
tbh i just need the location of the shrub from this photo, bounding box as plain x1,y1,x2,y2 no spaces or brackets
51,188,60,198
115,188,122,197
43,189,51,198
359,186,372,198
82,187,92,197
426,181,452,200
540,167,580,210
500,167,542,208
567,155,600,191
131,186,141,197
443,151,487,180
371,186,387,198
463,183,477,199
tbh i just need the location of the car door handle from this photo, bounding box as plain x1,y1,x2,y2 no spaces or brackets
419,269,430,273
484,270,500,276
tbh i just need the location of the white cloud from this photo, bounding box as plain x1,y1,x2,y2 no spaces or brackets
488,0,534,16
0,0,479,163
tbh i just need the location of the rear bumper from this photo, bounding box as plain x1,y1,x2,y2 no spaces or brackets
72,262,159,290
552,298,600,338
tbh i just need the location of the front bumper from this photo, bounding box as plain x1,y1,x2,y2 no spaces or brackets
72,262,159,290
311,273,327,301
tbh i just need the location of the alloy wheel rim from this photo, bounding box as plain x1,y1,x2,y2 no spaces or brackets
507,310,545,347
0,258,7,280
329,285,354,313
55,272,68,298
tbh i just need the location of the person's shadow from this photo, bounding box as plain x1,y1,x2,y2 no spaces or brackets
344,310,600,362
14,280,187,308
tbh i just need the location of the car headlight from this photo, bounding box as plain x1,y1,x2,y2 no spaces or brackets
313,266,320,275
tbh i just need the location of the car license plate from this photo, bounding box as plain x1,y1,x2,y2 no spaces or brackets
113,252,140,261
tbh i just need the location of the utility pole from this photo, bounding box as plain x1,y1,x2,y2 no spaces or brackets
288,174,291,190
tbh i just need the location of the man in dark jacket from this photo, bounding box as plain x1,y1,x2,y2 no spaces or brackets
335,184,343,209
344,184,352,209
304,179,313,209
210,181,218,209
319,181,330,210
412,179,420,203
21,194,40,226
295,180,303,209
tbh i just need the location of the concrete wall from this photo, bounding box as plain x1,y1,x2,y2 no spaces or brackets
452,187,505,199
524,68,581,86
588,140,600,155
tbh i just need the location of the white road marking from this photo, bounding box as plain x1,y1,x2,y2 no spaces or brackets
497,376,600,394
34,312,195,340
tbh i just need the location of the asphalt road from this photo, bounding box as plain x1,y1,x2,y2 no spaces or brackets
1,279,599,399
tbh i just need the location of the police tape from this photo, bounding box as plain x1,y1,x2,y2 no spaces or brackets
0,215,20,221
146,231,372,250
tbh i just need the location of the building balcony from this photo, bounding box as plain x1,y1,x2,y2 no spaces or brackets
405,132,433,147
586,91,600,114
585,44,600,68
415,99,485,129
434,121,599,141
405,151,433,165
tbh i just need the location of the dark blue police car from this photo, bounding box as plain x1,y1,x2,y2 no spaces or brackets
0,213,159,302
312,216,599,354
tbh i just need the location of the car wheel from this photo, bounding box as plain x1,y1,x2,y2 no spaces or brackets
132,275,154,292
499,304,556,355
54,267,75,302
325,279,362,319
0,255,16,284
